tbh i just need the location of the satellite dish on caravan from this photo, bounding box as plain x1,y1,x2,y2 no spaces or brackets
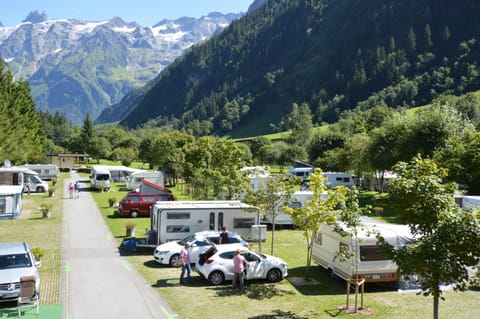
3,160,11,168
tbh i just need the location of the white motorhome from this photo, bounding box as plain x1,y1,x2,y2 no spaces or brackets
90,166,111,191
312,217,411,283
19,164,59,181
126,170,164,190
0,166,48,193
148,201,262,245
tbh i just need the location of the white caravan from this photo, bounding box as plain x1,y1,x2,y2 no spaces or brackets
322,172,354,189
241,166,271,190
312,217,411,283
0,185,24,218
126,170,164,190
262,190,314,226
19,164,59,180
148,201,261,245
288,167,354,189
89,166,111,191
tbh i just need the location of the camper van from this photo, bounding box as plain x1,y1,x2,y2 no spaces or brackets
19,164,59,180
90,167,111,191
126,171,164,190
148,201,262,245
312,217,411,283
24,174,49,193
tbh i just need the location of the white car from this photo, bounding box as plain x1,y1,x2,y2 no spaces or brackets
153,231,248,267
196,244,288,285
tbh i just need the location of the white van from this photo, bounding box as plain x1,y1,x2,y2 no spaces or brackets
312,217,411,283
90,167,111,191
149,201,261,245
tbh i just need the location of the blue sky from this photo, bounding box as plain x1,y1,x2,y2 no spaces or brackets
0,0,254,27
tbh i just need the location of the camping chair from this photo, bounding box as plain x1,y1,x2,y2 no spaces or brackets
17,275,39,316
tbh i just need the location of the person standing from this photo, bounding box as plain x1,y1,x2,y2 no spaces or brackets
180,242,191,285
232,248,247,290
68,182,74,199
74,181,80,198
219,225,228,244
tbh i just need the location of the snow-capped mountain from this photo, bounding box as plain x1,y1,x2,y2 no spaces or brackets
0,11,241,123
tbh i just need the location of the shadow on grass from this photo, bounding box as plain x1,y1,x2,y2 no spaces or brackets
152,276,204,288
118,243,155,256
324,308,343,317
204,281,295,300
247,309,310,319
287,266,397,295
287,266,345,296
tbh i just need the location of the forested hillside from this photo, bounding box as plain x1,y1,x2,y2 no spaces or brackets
0,61,45,163
118,0,480,137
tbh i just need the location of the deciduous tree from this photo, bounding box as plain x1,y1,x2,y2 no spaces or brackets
380,156,480,319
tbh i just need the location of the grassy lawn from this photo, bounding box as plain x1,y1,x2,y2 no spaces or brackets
90,182,480,319
0,174,65,305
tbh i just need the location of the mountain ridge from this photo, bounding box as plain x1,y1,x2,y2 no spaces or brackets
114,0,480,137
0,11,242,124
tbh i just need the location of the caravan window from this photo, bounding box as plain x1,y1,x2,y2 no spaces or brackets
167,212,190,219
166,225,190,233
218,212,224,230
209,213,215,230
0,198,5,213
360,245,388,261
233,218,255,229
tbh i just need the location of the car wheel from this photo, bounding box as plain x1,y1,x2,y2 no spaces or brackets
208,271,225,285
37,186,45,192
266,268,282,282
130,211,139,218
170,254,182,267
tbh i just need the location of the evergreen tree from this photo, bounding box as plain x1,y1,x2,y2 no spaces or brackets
0,61,46,163
79,113,95,156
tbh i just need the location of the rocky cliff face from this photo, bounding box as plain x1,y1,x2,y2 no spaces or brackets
0,12,241,123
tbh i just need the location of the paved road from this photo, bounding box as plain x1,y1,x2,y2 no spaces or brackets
61,172,178,319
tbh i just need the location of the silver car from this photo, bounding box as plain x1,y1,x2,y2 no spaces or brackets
0,242,41,301
196,244,288,285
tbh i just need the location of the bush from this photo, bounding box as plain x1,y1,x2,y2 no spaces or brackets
108,197,117,207
31,247,45,260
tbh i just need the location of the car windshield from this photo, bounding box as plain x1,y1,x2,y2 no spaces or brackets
178,235,196,245
0,253,32,269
